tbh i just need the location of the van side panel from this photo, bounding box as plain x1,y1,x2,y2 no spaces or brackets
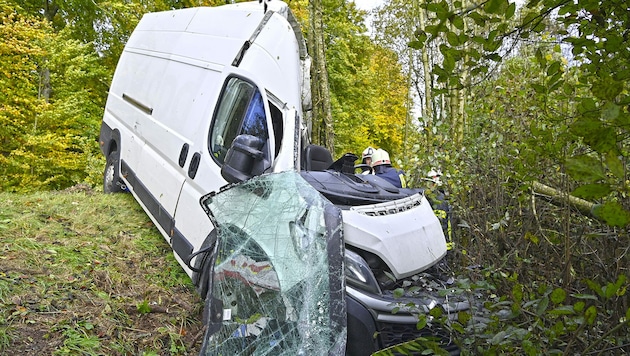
106,33,224,237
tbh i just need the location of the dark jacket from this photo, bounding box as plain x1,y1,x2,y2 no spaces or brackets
373,165,406,188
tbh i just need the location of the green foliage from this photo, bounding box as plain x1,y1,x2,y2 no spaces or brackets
53,320,101,355
321,0,409,160
419,21,629,353
0,2,109,191
376,272,627,355
137,300,152,314
417,0,630,227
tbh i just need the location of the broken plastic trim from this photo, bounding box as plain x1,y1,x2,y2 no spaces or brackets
199,171,346,355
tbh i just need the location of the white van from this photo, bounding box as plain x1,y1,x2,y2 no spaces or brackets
99,0,310,270
100,2,466,355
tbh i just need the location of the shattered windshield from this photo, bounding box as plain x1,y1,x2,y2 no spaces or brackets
199,171,346,355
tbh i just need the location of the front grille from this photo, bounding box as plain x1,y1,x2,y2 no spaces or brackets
376,321,459,355
350,193,424,216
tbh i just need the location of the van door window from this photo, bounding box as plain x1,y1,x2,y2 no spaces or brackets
269,102,283,157
210,77,270,164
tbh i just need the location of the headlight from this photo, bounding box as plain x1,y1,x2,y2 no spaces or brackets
345,249,381,294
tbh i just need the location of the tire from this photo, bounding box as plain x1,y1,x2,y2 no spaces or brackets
103,150,125,193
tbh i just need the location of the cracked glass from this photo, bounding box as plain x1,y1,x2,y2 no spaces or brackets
199,171,346,355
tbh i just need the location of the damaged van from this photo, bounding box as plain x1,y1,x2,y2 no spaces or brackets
99,1,466,355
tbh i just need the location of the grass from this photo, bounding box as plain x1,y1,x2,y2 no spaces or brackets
0,186,204,355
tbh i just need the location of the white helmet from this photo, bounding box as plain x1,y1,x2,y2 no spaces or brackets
426,168,442,186
371,149,391,167
362,147,374,160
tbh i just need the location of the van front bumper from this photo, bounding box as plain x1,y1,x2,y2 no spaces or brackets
345,285,465,356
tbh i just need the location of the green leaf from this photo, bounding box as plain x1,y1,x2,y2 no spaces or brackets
513,283,524,303
417,315,428,330
565,156,606,183
137,300,151,314
572,183,612,200
490,331,508,345
585,305,597,325
447,32,460,46
443,51,456,72
571,293,599,301
430,306,443,318
425,24,440,37
457,311,471,325
605,150,624,179
506,2,516,19
483,39,501,52
551,320,566,335
584,280,604,297
592,201,630,227
603,281,618,299
427,1,450,19
570,115,602,137
524,231,540,245
415,30,428,42
484,0,507,14
408,40,425,50
468,11,487,26
550,288,566,304
573,301,585,312
531,83,546,94
614,111,630,127
451,322,465,333
536,296,549,316
601,102,620,122
451,15,464,30
577,97,599,117
486,53,502,62
546,61,561,76
393,345,410,355
592,76,623,100
393,288,405,298
614,275,627,291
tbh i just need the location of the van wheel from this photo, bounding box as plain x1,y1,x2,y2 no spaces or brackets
103,150,125,193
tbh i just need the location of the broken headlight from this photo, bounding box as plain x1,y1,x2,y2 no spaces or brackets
345,249,380,295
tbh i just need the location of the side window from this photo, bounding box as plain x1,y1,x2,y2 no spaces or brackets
269,103,283,157
209,77,270,164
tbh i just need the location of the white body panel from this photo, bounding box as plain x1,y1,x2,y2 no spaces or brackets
342,194,447,279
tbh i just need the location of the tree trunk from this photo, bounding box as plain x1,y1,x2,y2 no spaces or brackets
308,0,334,155
418,3,433,127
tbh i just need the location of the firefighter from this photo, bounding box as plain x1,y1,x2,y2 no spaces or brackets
371,149,407,188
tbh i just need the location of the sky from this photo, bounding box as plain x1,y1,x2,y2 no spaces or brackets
352,0,383,11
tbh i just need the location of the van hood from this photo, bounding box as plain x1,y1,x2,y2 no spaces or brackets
301,171,448,279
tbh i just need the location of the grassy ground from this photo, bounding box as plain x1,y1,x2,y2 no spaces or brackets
0,186,204,355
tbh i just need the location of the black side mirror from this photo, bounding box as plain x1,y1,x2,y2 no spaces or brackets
221,134,264,183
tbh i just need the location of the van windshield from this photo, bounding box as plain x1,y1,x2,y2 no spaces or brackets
199,171,347,355
210,77,269,164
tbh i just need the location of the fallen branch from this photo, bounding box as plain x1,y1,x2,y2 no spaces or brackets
531,181,599,218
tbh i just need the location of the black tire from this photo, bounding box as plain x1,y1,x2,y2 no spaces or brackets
103,150,125,193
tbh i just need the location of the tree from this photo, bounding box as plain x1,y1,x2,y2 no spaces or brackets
308,0,335,154
316,0,409,160
0,2,109,191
